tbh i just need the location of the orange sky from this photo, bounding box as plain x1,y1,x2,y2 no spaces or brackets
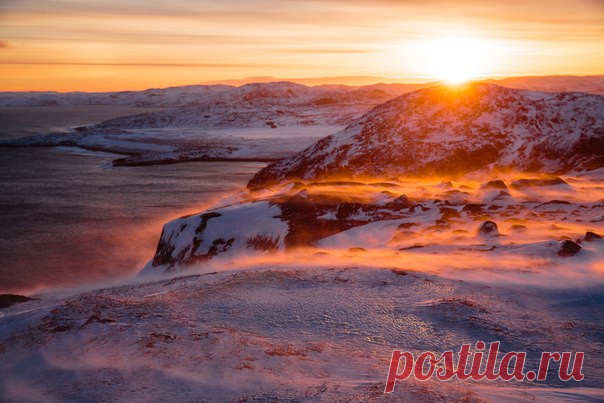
1,0,603,91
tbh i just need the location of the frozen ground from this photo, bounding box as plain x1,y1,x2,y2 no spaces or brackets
0,265,602,402
1,168,603,401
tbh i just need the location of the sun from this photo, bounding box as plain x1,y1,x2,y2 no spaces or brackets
416,36,489,84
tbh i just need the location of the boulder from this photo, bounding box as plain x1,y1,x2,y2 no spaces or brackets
510,177,568,189
482,180,508,190
478,221,499,236
439,207,461,221
557,240,582,257
509,224,527,232
585,231,603,241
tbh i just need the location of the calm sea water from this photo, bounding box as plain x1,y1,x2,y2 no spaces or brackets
0,106,265,294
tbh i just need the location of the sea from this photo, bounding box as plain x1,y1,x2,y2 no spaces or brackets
0,106,265,294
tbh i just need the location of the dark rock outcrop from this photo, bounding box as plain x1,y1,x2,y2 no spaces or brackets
558,240,582,257
462,203,485,215
510,178,569,190
439,207,461,221
0,294,38,309
482,180,508,190
585,231,603,241
478,221,499,236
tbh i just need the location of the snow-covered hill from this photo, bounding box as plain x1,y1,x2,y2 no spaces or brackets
0,85,234,108
2,82,414,165
89,81,408,129
491,75,604,95
4,81,604,168
2,75,602,108
249,83,604,188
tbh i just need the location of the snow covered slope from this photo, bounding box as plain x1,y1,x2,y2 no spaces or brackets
2,82,414,165
1,266,602,401
144,170,604,277
92,81,404,129
249,83,604,187
0,85,234,107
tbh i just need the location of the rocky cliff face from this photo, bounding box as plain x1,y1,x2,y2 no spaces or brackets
142,174,604,273
249,83,604,188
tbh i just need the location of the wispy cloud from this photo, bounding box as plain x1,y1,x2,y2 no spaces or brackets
0,0,603,90
0,61,277,68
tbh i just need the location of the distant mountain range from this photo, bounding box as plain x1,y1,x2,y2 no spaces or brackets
205,75,604,95
1,75,603,107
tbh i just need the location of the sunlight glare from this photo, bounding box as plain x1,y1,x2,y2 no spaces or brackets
416,36,491,84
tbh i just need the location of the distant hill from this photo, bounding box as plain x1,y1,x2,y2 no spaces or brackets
250,82,604,187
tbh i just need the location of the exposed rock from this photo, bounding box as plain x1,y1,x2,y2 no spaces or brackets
80,313,116,328
391,230,417,242
557,240,582,257
441,190,470,197
492,191,512,200
510,177,569,189
462,203,485,215
509,224,528,232
195,212,222,234
409,204,430,213
0,294,38,309
383,194,411,211
189,238,236,264
585,231,603,241
482,180,508,190
397,222,419,230
335,202,362,220
478,221,499,236
247,235,281,251
537,200,572,207
426,224,450,232
439,207,461,221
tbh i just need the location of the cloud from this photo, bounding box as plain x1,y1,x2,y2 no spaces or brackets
0,60,278,68
275,48,377,54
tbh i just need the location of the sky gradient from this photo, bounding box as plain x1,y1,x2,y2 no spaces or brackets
1,0,603,91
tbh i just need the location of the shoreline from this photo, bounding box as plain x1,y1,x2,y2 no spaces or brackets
0,143,280,166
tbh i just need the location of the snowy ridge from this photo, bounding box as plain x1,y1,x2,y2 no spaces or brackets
0,85,234,107
249,83,604,187
2,82,413,165
90,81,406,129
